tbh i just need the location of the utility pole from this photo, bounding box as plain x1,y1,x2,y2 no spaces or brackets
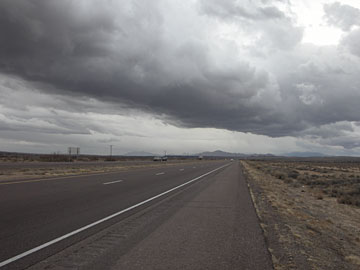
110,145,113,161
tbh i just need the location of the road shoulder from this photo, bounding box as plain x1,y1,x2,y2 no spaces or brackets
29,162,272,270
111,162,273,270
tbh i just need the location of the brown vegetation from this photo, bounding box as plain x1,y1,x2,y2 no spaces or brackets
252,160,360,207
0,159,210,182
242,160,360,270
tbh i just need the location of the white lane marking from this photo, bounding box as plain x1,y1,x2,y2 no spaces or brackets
155,172,165,175
0,163,230,268
193,167,196,169
179,169,184,171
103,180,123,185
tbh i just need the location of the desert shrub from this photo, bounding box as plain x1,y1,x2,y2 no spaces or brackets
330,189,338,197
337,192,360,206
347,186,360,195
338,195,350,204
274,172,286,180
355,199,360,206
39,155,73,162
308,179,330,187
338,195,355,205
328,179,344,185
284,178,293,184
288,171,299,179
291,182,302,188
249,160,360,208
298,176,311,185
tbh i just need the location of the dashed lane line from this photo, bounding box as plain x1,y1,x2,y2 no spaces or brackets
103,180,123,185
0,163,230,268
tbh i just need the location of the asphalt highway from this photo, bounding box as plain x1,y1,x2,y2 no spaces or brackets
0,160,273,269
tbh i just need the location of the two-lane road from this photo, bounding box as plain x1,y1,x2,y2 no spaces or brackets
0,161,230,269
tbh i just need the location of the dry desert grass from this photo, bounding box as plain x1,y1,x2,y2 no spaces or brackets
242,160,360,270
0,160,207,182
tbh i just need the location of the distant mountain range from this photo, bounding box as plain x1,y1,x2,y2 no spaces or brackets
124,150,276,158
282,151,328,157
0,150,329,158
197,150,329,158
198,150,275,158
124,151,157,156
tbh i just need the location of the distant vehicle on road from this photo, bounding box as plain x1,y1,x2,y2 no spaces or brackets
153,156,167,161
198,155,203,160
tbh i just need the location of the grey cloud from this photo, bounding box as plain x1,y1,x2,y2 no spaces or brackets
0,118,90,135
301,122,354,139
296,122,360,151
0,0,286,136
342,28,360,57
316,135,360,150
256,20,303,50
199,0,302,51
0,0,359,150
263,43,360,142
324,2,360,31
199,0,285,21
0,74,154,138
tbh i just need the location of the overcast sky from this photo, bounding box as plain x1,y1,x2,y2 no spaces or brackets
1,0,360,156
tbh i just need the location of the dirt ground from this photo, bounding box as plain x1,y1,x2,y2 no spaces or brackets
0,160,207,182
242,160,360,270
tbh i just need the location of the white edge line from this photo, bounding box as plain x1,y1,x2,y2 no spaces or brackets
0,163,230,268
155,172,165,175
103,180,123,185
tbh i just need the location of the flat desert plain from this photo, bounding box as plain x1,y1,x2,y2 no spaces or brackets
242,159,360,270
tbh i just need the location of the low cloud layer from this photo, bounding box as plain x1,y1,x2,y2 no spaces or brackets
1,0,360,154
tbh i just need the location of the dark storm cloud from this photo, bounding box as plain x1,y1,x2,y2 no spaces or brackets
0,73,154,139
278,45,360,121
0,0,284,136
0,0,360,147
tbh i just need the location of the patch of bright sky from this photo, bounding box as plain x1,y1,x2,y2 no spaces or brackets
207,0,359,48
292,0,360,46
